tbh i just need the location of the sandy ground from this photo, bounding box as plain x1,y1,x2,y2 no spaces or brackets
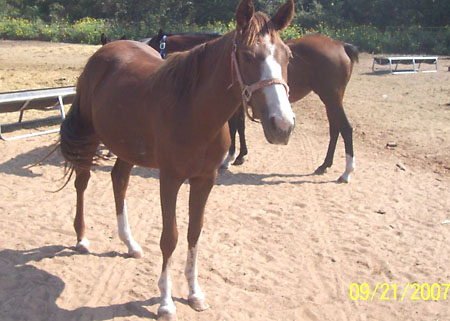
0,40,450,321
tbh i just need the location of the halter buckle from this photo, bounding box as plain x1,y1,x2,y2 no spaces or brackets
242,87,252,102
160,35,167,49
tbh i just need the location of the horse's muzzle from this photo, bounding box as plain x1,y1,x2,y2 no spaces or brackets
262,115,295,145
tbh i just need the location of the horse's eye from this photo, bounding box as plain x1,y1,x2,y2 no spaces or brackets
241,52,254,63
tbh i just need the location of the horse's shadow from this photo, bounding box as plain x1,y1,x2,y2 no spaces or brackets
362,70,392,76
0,144,336,185
0,245,170,320
0,144,160,180
0,144,64,177
217,169,337,186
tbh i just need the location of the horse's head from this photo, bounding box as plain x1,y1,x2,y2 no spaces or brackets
233,0,295,145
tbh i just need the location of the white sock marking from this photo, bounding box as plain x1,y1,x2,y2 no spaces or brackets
220,152,235,169
158,259,176,315
117,200,143,256
339,154,355,183
185,243,205,301
77,238,90,248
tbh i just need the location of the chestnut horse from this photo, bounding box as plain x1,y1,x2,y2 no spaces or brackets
285,34,358,183
149,32,358,183
60,0,295,320
226,34,358,183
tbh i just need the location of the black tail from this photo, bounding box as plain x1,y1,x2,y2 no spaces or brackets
60,93,100,172
344,43,359,64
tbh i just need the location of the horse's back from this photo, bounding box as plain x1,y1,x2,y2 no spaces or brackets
81,40,162,85
287,34,355,102
288,34,353,72
76,40,164,166
78,40,163,120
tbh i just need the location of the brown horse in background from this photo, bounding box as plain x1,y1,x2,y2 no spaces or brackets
149,31,358,182
224,34,358,182
147,30,222,58
288,34,358,182
60,0,295,320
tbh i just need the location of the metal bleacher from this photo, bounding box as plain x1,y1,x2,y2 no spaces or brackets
372,56,438,74
0,86,75,141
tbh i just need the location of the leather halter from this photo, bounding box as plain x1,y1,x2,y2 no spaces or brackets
159,35,167,59
230,34,290,121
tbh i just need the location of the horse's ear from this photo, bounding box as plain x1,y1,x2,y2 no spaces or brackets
236,0,254,31
270,0,294,31
100,33,107,45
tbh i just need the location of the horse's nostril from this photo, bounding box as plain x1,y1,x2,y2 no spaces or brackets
269,116,277,130
270,115,293,133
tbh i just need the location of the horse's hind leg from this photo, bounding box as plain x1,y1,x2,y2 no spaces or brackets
74,168,92,253
337,110,354,183
220,111,239,170
233,108,247,165
317,101,354,183
111,158,142,258
184,173,215,312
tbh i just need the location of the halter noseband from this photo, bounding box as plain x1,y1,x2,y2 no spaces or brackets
230,34,290,122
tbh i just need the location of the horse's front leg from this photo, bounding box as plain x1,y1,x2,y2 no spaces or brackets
185,173,216,312
316,103,354,183
158,171,184,321
111,158,143,258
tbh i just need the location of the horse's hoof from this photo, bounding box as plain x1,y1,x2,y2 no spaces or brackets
75,239,90,254
314,166,327,175
188,297,210,312
232,158,245,166
337,175,350,184
125,241,143,259
128,250,143,259
157,311,178,321
76,245,89,254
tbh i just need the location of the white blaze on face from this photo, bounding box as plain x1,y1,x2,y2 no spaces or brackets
260,36,295,132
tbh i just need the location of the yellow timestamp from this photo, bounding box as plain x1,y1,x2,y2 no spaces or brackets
349,282,450,301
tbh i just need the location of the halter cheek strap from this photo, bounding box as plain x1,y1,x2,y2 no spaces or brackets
229,36,290,122
159,35,167,59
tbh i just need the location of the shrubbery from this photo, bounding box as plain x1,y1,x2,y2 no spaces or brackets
0,16,448,55
322,24,450,55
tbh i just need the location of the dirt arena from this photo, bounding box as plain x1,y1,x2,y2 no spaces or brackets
0,40,449,320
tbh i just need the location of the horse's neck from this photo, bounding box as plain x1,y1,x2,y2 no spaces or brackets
190,36,216,47
192,32,242,126
189,34,220,42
